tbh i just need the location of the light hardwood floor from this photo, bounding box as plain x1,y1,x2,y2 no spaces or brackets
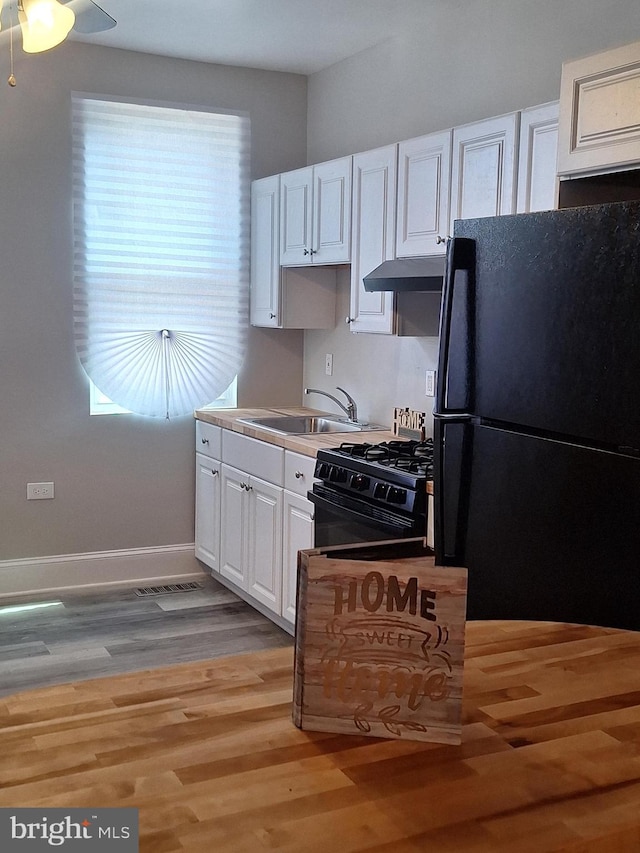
1,622,639,851
0,576,293,697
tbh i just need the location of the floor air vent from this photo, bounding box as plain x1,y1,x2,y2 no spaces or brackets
134,582,203,597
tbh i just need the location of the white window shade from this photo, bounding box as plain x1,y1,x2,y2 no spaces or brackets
72,95,250,418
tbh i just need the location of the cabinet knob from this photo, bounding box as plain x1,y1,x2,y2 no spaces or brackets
309,248,317,255
201,437,209,445
295,471,304,479
345,316,355,324
211,469,218,477
436,235,448,245
269,312,276,319
303,248,310,255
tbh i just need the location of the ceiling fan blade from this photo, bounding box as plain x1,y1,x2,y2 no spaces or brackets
65,0,117,34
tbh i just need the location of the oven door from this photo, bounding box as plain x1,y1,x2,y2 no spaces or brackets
309,485,424,548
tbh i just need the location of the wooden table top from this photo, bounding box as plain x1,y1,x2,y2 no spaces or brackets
1,620,639,852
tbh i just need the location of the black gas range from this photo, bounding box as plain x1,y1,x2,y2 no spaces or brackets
309,439,433,548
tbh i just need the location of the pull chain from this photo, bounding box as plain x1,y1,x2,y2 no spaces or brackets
8,1,17,87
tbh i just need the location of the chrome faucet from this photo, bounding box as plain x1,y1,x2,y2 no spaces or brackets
304,386,358,422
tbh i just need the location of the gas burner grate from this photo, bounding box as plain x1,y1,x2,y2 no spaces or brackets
391,457,434,475
337,442,374,457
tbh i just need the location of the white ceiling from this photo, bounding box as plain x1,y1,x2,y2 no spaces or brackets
67,0,434,75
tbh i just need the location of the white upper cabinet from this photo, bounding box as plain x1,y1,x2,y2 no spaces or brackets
280,166,313,265
280,156,352,266
250,175,281,327
558,40,640,177
516,102,560,213
251,175,337,329
348,145,398,335
396,130,452,256
450,112,519,231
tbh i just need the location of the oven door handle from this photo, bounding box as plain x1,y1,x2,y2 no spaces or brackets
308,489,418,534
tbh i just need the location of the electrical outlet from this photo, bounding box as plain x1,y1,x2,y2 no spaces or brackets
425,370,436,397
27,482,55,500
325,353,333,376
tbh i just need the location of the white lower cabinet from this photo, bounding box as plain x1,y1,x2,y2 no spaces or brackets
195,424,316,633
281,451,317,626
282,492,314,625
195,422,222,574
195,453,221,573
220,463,283,614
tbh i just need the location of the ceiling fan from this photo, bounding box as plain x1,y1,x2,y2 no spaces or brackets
62,0,116,35
1,0,116,85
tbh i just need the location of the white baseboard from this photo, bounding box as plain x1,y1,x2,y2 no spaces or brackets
0,543,206,600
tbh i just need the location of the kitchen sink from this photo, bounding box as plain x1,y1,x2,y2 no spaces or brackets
236,415,386,435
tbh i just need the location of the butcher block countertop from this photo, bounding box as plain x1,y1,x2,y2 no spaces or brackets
3,619,640,851
195,407,434,494
194,406,400,458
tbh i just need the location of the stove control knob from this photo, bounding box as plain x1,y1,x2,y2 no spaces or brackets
350,473,370,491
373,482,389,499
329,466,348,483
387,486,407,505
315,461,331,479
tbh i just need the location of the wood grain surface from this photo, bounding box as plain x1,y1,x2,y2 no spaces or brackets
1,620,640,852
294,544,467,743
194,407,400,457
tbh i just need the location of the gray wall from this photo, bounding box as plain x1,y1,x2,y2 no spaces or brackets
303,0,640,430
0,43,307,560
307,0,640,163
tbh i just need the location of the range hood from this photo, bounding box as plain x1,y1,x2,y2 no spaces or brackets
363,256,445,292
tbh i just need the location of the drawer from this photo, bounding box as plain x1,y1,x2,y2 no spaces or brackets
196,420,222,459
284,451,318,496
222,430,284,485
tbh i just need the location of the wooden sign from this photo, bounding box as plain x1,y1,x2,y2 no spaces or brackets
393,407,426,440
293,539,467,744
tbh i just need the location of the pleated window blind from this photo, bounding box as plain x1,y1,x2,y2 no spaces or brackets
72,95,250,418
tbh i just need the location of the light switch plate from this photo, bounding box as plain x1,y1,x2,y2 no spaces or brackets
426,370,436,397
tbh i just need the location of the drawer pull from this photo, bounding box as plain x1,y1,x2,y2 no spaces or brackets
201,437,209,445
295,471,304,479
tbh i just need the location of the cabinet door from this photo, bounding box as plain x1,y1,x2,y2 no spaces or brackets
280,166,313,265
450,113,519,231
558,40,640,176
250,175,281,327
349,145,397,335
282,491,314,625
396,130,452,256
247,476,283,614
516,102,559,213
195,453,221,573
220,463,248,589
312,156,352,264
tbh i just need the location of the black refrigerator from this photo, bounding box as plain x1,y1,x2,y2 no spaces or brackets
433,200,640,631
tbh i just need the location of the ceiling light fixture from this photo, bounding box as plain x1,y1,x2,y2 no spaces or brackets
18,0,75,54
3,1,117,86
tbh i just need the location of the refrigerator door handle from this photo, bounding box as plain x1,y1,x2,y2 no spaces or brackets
433,237,475,565
433,237,475,420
